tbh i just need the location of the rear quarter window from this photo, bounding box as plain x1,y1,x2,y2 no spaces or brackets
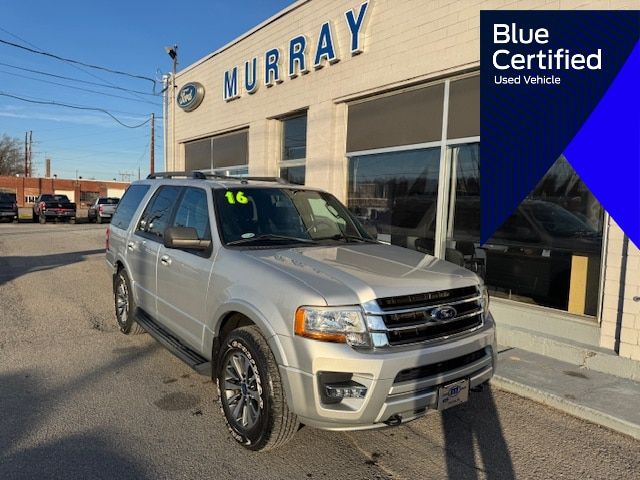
111,184,151,230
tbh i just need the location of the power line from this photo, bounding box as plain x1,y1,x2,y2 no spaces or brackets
0,37,157,90
0,90,160,117
0,61,160,97
0,92,152,129
0,69,161,105
0,26,153,104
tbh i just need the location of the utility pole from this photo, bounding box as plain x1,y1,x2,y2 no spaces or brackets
150,112,155,175
24,132,28,177
28,131,32,176
45,158,51,178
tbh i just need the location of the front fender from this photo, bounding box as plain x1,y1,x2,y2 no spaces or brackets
205,298,287,367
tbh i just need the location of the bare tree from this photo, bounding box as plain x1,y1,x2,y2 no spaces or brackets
0,134,24,176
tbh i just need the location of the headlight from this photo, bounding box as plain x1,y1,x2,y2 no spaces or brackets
295,306,370,347
481,285,490,311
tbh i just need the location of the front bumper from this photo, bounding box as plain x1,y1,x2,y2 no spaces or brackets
277,314,497,431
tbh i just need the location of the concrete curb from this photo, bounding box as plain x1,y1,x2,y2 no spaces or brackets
491,375,640,441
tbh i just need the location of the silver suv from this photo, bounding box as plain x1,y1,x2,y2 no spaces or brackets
105,172,496,451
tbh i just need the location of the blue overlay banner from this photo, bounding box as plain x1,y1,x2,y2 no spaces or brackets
480,10,640,248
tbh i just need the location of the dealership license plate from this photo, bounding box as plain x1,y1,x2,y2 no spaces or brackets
437,379,469,410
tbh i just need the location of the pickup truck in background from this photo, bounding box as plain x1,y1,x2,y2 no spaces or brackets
88,197,120,224
0,193,17,222
33,194,76,224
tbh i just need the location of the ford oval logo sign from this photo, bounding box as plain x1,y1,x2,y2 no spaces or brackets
431,306,457,321
177,82,205,112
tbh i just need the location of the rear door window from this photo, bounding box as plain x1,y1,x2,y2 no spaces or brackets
111,184,151,230
137,186,183,240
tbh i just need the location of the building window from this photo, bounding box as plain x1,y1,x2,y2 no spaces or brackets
348,147,441,253
279,113,306,185
445,144,604,316
345,73,604,317
184,129,248,174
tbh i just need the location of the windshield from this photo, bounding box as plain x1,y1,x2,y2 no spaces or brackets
213,187,373,246
98,197,119,205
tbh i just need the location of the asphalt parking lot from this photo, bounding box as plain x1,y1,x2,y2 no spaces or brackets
1,222,639,480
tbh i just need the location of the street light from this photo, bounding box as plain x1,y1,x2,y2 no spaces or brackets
165,44,178,171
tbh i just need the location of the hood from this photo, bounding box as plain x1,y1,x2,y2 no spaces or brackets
242,243,479,305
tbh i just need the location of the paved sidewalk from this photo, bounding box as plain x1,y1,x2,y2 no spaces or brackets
491,347,640,440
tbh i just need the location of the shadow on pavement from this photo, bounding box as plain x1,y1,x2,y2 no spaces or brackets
0,343,159,479
442,384,515,479
0,249,105,286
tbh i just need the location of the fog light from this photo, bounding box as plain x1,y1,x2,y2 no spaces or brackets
325,381,368,399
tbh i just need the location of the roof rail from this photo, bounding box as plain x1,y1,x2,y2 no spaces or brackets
146,171,207,179
145,171,291,185
228,176,289,184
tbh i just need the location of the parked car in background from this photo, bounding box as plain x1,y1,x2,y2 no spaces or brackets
0,192,17,222
32,194,76,224
88,197,119,223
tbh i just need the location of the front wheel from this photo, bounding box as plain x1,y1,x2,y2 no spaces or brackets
217,326,299,451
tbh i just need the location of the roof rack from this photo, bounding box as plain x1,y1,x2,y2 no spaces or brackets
146,171,206,179
146,171,290,184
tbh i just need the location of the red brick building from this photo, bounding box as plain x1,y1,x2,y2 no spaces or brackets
0,176,129,208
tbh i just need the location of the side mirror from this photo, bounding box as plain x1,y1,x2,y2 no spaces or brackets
164,227,211,251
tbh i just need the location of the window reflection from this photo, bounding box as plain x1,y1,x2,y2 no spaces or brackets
447,144,603,316
348,148,440,253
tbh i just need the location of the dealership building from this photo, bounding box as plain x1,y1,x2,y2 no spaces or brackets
164,0,640,374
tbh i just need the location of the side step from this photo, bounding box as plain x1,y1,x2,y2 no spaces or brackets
134,309,212,377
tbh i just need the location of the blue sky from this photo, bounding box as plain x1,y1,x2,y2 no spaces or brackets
0,0,293,180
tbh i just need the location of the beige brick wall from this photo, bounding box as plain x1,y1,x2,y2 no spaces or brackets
600,218,640,360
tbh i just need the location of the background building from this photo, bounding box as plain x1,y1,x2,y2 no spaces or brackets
164,0,640,370
0,175,128,208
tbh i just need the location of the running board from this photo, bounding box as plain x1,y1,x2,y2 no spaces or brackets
134,309,212,377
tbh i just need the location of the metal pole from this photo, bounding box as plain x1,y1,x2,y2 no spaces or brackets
172,46,177,171
24,132,28,176
28,131,32,176
150,112,155,175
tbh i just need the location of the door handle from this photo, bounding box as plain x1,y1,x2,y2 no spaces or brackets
160,255,172,266
127,241,135,251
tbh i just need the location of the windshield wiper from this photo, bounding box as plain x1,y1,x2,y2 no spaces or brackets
227,234,317,246
315,233,378,243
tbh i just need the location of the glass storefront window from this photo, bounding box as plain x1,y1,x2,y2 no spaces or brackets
347,148,440,253
446,143,604,316
280,113,307,185
282,114,307,160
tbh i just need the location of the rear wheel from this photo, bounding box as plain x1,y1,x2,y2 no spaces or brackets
97,214,103,224
114,269,144,335
39,213,46,224
217,326,299,451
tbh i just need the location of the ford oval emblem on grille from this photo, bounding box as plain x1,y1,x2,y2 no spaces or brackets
431,306,457,321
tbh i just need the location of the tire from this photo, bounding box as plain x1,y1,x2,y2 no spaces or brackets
114,269,145,335
217,326,299,451
69,217,76,224
39,213,46,224
97,214,103,224
32,211,38,223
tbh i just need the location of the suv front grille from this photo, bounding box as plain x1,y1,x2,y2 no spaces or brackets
394,348,488,383
375,286,483,346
